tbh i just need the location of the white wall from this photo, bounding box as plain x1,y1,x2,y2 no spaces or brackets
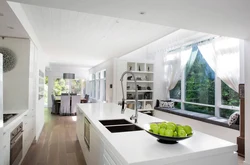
154,110,239,143
0,37,30,111
46,64,89,107
244,40,250,165
88,58,115,103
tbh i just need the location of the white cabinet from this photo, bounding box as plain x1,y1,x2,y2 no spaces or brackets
3,130,10,165
76,107,123,165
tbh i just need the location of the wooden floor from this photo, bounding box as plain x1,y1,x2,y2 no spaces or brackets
21,108,86,165
22,108,245,165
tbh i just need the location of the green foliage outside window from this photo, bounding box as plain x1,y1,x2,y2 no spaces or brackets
53,78,68,95
220,108,238,119
185,48,215,105
185,103,215,115
71,80,82,94
221,81,239,106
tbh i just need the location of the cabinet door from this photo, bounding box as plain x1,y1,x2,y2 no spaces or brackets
3,131,10,165
89,124,104,165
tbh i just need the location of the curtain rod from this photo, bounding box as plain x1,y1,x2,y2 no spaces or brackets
167,37,216,53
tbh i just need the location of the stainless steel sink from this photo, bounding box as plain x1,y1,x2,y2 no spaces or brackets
99,119,143,133
99,119,132,126
105,125,143,133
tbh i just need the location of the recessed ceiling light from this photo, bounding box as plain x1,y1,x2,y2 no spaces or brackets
140,12,146,15
7,26,14,30
0,13,4,17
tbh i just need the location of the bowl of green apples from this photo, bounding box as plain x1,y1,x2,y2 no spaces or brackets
144,121,193,144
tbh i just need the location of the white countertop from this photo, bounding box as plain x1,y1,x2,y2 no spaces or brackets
77,103,237,165
3,110,28,131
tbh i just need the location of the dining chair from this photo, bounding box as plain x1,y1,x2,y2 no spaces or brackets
71,95,81,115
51,94,55,114
60,95,71,115
84,94,89,103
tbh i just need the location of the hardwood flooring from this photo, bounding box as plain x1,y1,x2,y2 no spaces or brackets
22,108,245,165
21,108,86,165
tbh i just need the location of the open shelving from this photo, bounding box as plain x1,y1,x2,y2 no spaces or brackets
125,62,154,114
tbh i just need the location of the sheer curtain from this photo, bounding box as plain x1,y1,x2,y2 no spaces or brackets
164,48,192,98
198,37,240,92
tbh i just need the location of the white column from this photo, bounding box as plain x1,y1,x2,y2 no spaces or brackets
244,40,250,165
47,70,53,108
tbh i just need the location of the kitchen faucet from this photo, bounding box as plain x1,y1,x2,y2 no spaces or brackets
120,71,138,123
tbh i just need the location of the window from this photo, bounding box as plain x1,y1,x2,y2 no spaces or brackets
170,80,181,100
221,81,239,106
88,70,107,101
71,79,82,94
53,78,69,95
96,72,101,100
169,45,239,118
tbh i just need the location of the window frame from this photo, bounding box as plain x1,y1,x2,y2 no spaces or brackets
170,51,240,118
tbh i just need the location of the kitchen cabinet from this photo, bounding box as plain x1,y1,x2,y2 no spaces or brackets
3,130,10,165
76,106,123,165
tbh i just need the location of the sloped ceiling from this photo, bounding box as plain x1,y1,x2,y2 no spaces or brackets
7,0,250,39
0,0,28,38
19,4,177,67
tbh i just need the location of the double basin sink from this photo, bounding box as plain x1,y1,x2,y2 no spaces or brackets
99,119,143,133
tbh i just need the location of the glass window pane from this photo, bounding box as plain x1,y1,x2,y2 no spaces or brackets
185,103,215,115
170,80,181,99
53,78,69,95
174,102,181,109
71,79,82,94
220,108,238,119
221,81,239,106
185,48,215,105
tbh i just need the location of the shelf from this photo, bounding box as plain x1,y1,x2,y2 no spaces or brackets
127,81,153,83
130,71,154,74
126,99,153,102
127,90,153,92
138,109,154,111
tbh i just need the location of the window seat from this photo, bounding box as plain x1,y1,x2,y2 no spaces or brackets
154,107,239,130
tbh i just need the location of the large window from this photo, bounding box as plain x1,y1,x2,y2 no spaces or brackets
53,78,69,95
53,78,83,95
169,46,239,118
88,70,107,102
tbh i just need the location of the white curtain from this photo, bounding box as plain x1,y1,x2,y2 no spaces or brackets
164,47,192,98
198,37,240,92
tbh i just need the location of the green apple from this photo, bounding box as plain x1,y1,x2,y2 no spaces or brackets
183,125,192,135
178,129,187,137
167,123,176,131
173,131,178,137
152,126,160,134
176,125,184,132
161,122,168,129
159,128,166,136
150,123,158,130
164,129,174,137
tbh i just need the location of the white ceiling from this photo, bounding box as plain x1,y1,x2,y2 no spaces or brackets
0,0,28,38
20,4,177,67
7,0,250,39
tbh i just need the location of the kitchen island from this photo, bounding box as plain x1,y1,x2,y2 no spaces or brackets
76,103,237,165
